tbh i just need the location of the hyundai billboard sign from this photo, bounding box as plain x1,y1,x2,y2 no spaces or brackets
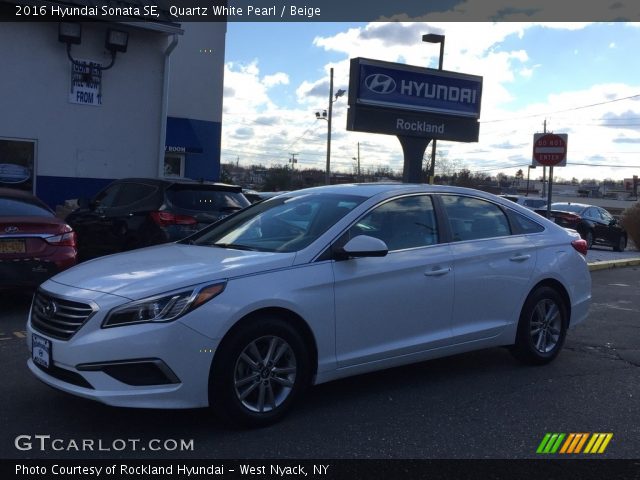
349,58,483,118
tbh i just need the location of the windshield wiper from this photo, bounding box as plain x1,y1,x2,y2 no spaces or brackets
212,243,259,251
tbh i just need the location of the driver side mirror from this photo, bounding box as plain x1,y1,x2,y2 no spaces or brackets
335,235,388,260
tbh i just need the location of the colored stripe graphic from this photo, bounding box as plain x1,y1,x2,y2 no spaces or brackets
538,433,613,454
537,433,565,454
584,433,613,454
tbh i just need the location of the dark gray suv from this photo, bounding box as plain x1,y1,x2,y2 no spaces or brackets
66,178,250,260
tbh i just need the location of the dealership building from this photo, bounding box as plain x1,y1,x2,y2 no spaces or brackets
0,7,226,208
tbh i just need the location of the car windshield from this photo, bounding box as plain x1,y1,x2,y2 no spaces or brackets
0,198,53,217
551,203,586,213
183,193,365,252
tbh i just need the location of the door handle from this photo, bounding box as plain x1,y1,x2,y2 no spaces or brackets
509,254,531,262
424,267,451,277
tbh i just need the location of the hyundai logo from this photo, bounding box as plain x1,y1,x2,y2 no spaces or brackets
41,300,58,319
364,74,396,95
4,226,18,233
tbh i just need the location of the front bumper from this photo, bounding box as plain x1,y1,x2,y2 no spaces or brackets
26,283,220,409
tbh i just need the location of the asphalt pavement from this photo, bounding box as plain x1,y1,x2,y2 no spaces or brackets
1,267,639,460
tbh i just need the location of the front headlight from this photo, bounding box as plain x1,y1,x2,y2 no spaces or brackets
102,282,226,328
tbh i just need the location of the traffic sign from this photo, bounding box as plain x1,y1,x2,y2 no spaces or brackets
532,133,568,167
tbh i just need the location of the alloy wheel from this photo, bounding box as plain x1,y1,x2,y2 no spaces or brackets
233,335,297,413
529,299,562,354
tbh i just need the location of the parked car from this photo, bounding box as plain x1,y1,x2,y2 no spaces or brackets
0,188,77,289
27,184,590,427
500,194,547,210
534,202,627,251
66,178,250,260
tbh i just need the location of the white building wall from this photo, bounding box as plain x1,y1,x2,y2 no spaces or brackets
0,22,167,180
168,23,226,123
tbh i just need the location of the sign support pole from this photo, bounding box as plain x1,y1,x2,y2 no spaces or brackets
546,166,554,219
398,136,431,183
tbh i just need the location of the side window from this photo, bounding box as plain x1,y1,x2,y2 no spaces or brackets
441,195,511,241
93,184,122,208
347,195,438,251
114,183,157,207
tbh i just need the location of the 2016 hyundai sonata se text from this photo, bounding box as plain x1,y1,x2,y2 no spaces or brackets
27,184,591,427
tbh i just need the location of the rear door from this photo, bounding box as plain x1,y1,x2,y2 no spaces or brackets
440,194,537,343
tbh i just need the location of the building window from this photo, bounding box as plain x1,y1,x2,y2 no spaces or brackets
0,138,35,192
164,154,184,177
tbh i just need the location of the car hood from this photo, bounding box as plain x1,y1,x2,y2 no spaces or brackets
49,243,296,300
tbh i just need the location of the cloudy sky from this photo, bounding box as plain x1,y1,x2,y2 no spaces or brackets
221,22,640,182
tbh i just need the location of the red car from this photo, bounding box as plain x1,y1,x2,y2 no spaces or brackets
0,188,77,289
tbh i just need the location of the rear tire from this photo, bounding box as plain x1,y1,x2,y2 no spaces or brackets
511,286,568,365
209,315,310,428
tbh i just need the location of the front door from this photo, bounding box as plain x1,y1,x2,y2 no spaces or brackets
332,194,454,368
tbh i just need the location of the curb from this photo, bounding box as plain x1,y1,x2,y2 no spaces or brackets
588,258,640,272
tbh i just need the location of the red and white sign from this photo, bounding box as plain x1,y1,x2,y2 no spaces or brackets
532,133,568,167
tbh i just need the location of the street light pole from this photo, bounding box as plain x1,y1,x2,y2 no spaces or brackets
423,33,445,185
325,67,334,185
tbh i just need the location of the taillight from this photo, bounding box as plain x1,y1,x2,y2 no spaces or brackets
571,239,588,256
150,211,197,226
46,231,77,247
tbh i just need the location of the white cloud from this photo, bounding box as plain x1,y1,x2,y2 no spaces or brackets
263,72,290,88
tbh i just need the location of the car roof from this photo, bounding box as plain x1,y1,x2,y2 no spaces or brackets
0,188,53,212
281,183,506,200
108,178,243,192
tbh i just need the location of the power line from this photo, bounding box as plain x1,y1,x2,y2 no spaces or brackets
481,93,640,124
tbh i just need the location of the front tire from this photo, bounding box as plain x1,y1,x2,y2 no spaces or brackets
511,287,568,365
583,230,594,249
210,316,310,428
614,235,626,252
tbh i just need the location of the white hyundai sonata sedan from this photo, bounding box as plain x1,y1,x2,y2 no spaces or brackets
27,184,591,426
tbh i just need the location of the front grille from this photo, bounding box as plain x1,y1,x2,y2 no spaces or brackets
31,291,95,340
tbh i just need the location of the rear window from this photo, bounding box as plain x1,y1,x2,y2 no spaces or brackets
0,198,53,217
166,188,250,212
